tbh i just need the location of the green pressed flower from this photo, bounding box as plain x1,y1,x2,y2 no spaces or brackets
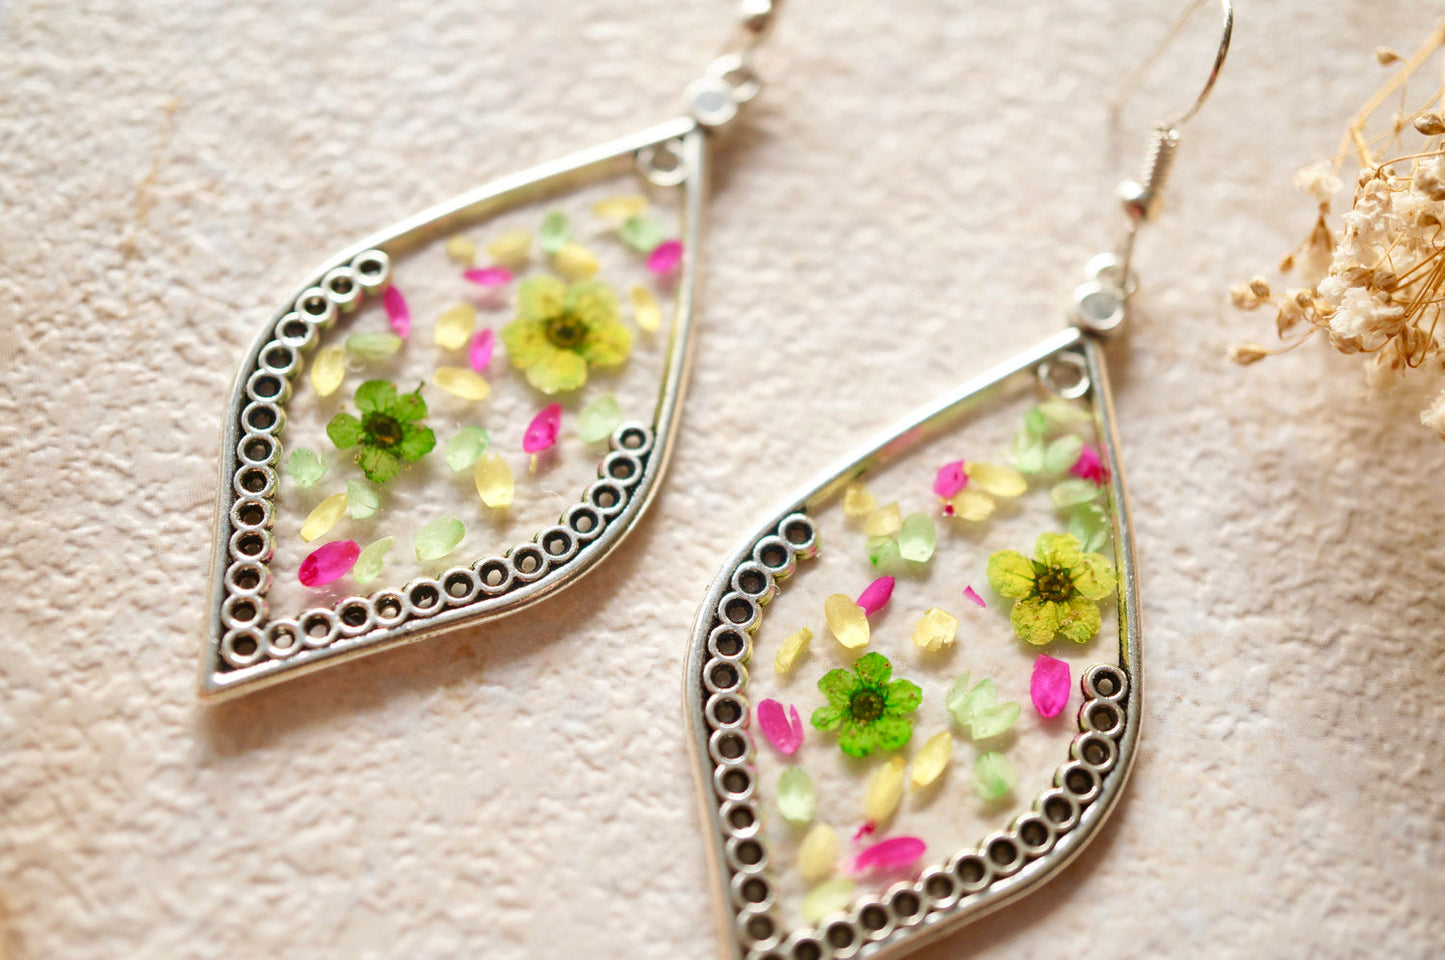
326,380,436,484
500,275,633,394
810,652,922,758
987,532,1116,645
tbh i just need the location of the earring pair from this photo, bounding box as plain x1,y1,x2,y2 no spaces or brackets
202,2,1232,956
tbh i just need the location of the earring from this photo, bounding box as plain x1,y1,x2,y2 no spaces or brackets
201,4,785,699
682,3,1232,957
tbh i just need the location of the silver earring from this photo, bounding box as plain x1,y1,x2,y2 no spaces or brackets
201,3,786,699
680,3,1233,956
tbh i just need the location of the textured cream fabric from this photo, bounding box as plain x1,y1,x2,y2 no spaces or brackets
3,2,1444,958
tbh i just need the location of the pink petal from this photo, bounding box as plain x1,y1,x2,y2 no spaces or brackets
856,576,895,616
298,540,360,587
853,837,927,874
852,820,878,844
468,328,495,372
646,239,683,275
1071,443,1110,486
757,699,804,755
382,285,410,337
463,266,513,287
963,585,986,608
933,460,968,498
1031,654,1071,718
522,403,563,454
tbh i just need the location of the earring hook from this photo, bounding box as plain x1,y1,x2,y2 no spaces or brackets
1114,0,1234,132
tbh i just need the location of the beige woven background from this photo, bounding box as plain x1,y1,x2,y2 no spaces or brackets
3,2,1444,958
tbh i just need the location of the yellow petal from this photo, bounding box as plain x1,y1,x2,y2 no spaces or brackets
774,626,814,674
842,481,876,519
444,235,476,267
434,303,476,350
593,194,649,220
864,756,906,823
629,283,661,333
309,344,346,398
948,489,995,521
300,491,348,542
486,229,531,269
864,502,901,537
824,594,869,650
797,823,839,883
553,242,599,281
966,462,1027,497
910,731,954,790
433,366,491,401
474,452,513,508
911,607,959,652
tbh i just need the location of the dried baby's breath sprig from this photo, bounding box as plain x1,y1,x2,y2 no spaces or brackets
1234,23,1445,438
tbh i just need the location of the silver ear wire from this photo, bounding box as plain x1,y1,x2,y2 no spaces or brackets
1076,0,1234,333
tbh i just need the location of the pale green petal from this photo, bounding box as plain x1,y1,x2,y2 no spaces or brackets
1066,504,1111,552
352,536,394,585
974,751,1017,800
1023,406,1048,436
866,535,902,570
286,447,327,487
618,214,668,253
1010,597,1062,645
445,425,491,472
538,211,571,254
1058,595,1103,643
777,767,816,825
525,348,589,394
970,702,1020,740
944,673,973,719
577,394,623,444
1052,477,1104,508
1040,399,1093,427
414,516,465,562
897,512,936,563
987,550,1036,599
802,878,855,925
345,332,403,361
1044,434,1085,474
1011,431,1045,473
346,479,380,520
517,274,568,320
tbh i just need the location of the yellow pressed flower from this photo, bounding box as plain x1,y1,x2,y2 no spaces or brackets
774,626,813,674
300,492,348,542
501,276,633,395
987,532,1117,645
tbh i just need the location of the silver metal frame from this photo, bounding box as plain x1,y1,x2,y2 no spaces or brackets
683,330,1143,960
202,118,709,701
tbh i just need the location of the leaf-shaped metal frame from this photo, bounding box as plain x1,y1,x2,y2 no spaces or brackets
203,118,708,701
683,328,1142,959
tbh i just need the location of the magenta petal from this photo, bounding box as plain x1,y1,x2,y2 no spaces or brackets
963,585,986,608
383,285,411,337
933,460,968,498
856,576,896,616
646,239,683,275
298,540,360,587
1031,654,1071,718
523,403,563,454
757,699,804,755
1071,443,1110,486
468,328,495,372
463,266,513,287
853,837,927,874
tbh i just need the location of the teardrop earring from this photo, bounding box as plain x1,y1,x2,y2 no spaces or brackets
681,3,1233,956
201,3,786,700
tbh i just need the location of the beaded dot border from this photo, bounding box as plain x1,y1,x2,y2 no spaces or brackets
217,248,658,672
690,510,1133,960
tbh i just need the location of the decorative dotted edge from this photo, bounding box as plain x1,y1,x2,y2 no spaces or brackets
215,248,657,672
690,510,1132,960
